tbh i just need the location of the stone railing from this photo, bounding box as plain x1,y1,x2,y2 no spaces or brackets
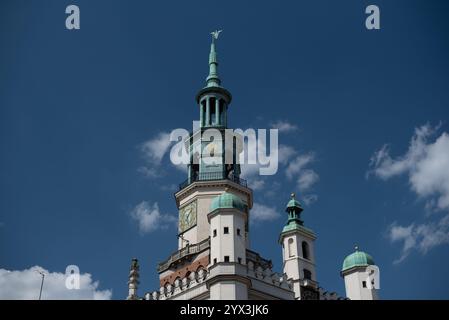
145,268,209,300
246,249,272,270
157,238,210,272
179,172,248,191
246,260,292,290
145,259,294,300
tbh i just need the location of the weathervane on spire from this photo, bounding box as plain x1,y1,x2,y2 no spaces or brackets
211,29,223,41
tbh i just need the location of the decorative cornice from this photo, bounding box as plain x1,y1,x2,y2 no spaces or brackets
174,179,253,209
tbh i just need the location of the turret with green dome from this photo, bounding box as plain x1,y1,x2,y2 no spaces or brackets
341,246,375,272
341,246,379,300
278,192,318,298
210,190,247,213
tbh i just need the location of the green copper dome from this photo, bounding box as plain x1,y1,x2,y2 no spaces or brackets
286,198,302,210
342,247,375,272
210,192,246,212
285,193,303,211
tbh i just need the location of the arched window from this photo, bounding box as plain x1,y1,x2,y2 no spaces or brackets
303,269,312,280
196,265,205,273
302,241,310,260
288,238,294,257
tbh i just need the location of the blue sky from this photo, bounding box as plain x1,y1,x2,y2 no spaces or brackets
1,0,449,299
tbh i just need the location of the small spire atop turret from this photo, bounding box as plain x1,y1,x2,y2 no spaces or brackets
127,258,140,300
354,245,359,251
285,192,304,226
206,30,223,87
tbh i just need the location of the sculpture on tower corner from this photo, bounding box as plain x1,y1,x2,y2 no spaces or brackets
127,258,140,300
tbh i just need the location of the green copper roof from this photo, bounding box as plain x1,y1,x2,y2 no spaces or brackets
286,198,302,210
285,193,303,211
281,223,315,236
283,193,304,226
279,193,314,242
206,31,222,87
210,192,246,212
342,247,375,272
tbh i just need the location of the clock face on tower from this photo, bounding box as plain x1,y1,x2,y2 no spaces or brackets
178,200,197,233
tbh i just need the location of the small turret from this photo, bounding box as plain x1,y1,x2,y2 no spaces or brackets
341,246,379,300
279,193,318,299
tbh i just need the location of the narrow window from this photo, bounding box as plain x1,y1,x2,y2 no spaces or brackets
224,256,230,262
213,258,217,264
224,227,229,234
238,257,242,264
302,241,310,260
201,100,206,127
213,229,217,237
237,228,241,236
288,238,294,257
362,281,367,288
210,97,216,125
303,269,312,280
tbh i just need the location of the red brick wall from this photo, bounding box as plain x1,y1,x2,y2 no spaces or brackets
159,255,209,287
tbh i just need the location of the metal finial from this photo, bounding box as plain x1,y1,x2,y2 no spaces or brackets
354,245,359,251
211,29,223,40
35,269,45,300
291,192,296,199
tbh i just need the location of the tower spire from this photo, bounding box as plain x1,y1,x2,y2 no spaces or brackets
206,30,222,87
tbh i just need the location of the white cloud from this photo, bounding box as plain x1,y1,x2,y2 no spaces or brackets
130,201,176,234
388,215,449,263
263,182,281,198
0,266,111,300
285,153,315,180
141,132,172,164
278,145,297,165
241,144,319,199
248,179,266,191
302,194,318,206
160,184,178,192
139,132,174,178
369,123,449,211
284,153,319,194
270,120,299,133
137,166,160,178
297,169,319,192
369,123,449,261
251,203,280,222
239,133,269,179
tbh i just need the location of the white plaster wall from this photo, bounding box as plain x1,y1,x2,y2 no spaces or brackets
344,269,378,300
177,186,250,249
169,282,210,300
210,280,248,300
210,210,246,265
282,232,317,281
